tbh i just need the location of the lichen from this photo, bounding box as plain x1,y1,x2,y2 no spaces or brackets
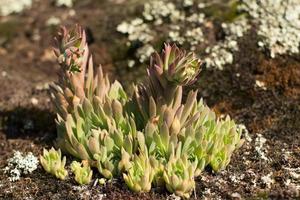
116,0,250,70
240,0,300,58
3,151,39,181
0,0,32,16
56,0,74,8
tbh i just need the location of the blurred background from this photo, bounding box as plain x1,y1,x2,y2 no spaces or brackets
0,0,131,110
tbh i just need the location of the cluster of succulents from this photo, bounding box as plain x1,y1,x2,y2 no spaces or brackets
40,147,96,185
71,160,93,185
46,25,243,198
40,148,68,180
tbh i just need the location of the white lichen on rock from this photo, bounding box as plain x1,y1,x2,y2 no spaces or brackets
117,0,254,69
166,193,181,200
56,0,74,7
240,0,300,58
117,18,154,44
186,13,205,24
261,172,274,188
127,60,135,68
183,0,194,7
246,169,258,187
0,0,32,16
185,27,205,50
205,18,250,69
255,80,267,90
254,134,269,162
168,29,185,45
229,173,245,184
46,16,61,26
205,45,234,70
136,44,155,63
280,149,300,194
117,0,206,65
3,151,39,181
237,124,252,143
222,19,250,39
72,184,107,199
284,167,300,180
142,0,176,22
117,0,300,70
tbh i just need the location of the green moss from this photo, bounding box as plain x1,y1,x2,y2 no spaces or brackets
0,20,20,44
202,0,241,23
254,191,270,200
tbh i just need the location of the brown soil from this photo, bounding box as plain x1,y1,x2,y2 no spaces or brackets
0,1,299,200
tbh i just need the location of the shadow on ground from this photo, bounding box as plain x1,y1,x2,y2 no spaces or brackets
0,107,56,142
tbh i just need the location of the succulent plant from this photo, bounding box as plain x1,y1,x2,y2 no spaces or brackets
118,148,132,172
151,43,202,86
206,116,244,172
133,44,202,126
99,178,106,185
143,89,200,159
50,25,128,119
51,26,137,163
93,142,119,179
177,99,244,172
48,25,244,199
55,97,137,161
163,143,197,199
123,152,155,192
40,148,68,180
122,133,156,192
70,160,93,185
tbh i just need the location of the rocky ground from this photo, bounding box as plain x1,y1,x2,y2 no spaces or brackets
0,0,299,199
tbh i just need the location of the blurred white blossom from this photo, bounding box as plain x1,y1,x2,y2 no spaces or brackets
0,0,32,16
